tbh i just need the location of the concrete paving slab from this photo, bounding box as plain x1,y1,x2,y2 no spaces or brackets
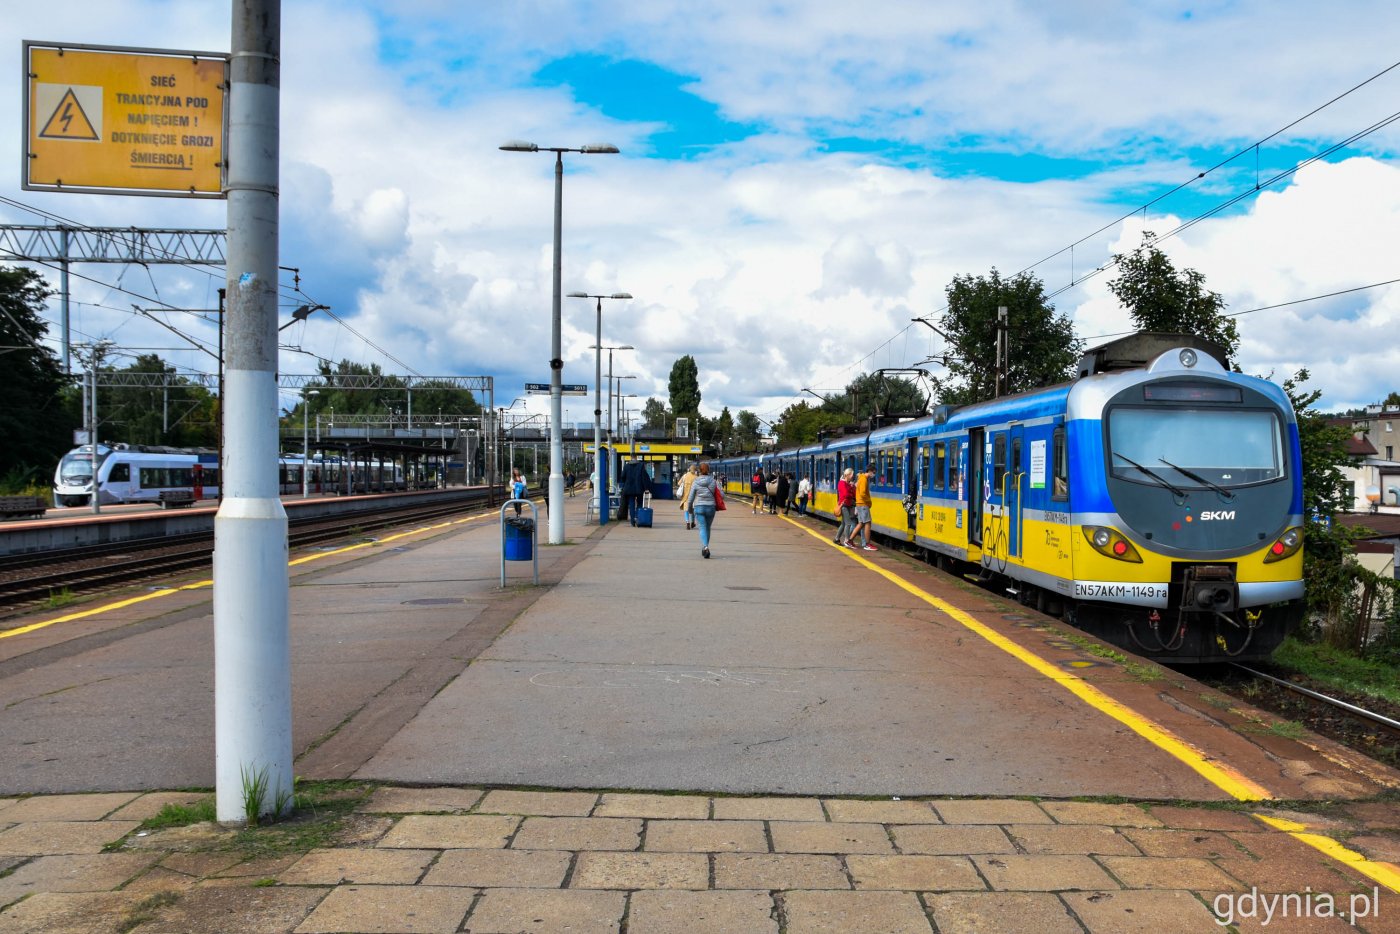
464,889,625,934
1061,889,1221,933
293,884,472,934
778,890,933,934
279,847,437,885
0,820,139,856
420,848,571,888
926,892,1083,934
845,854,985,891
570,852,709,889
643,819,769,853
889,824,1017,856
594,792,709,819
626,890,778,934
0,853,155,900
377,814,518,849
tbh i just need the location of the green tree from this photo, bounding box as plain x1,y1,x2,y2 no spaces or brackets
1283,368,1370,647
102,354,218,448
1107,232,1240,363
667,355,701,423
640,397,669,429
732,410,762,451
0,266,76,488
712,407,734,452
933,269,1081,405
1382,390,1400,408
773,400,849,447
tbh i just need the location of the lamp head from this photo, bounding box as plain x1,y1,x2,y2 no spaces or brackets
580,144,619,154
499,140,538,152
610,292,633,300
566,291,590,298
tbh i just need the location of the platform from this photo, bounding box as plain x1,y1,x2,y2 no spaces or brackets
0,489,1395,931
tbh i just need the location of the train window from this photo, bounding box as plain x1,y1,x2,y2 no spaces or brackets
933,442,946,491
1052,427,1068,501
1011,438,1022,478
992,435,1007,494
108,463,130,483
948,441,961,495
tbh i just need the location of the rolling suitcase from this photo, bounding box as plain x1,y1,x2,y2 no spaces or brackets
634,491,653,527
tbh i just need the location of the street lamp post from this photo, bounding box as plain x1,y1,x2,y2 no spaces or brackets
500,139,620,545
612,374,637,441
301,388,320,497
568,291,632,525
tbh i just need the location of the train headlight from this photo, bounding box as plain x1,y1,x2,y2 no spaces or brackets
1179,349,1198,368
1083,526,1143,563
1263,526,1303,563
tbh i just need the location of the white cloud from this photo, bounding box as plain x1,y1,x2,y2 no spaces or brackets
1,1,1398,425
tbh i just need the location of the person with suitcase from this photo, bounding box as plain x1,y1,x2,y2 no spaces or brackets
619,458,653,526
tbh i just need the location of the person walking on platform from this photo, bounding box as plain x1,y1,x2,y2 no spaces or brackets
511,469,527,516
797,474,812,515
750,467,764,515
777,472,792,515
855,463,877,550
835,467,857,546
686,461,720,558
677,463,699,530
619,458,652,526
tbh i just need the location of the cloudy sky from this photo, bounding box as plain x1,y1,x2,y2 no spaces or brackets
4,1,1399,430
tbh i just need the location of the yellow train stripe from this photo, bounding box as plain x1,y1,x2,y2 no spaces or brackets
782,516,1274,802
1252,814,1400,894
1,510,495,640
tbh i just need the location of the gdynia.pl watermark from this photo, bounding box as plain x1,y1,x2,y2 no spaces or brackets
1213,887,1384,926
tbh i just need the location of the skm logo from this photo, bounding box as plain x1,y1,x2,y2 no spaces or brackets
1198,510,1236,521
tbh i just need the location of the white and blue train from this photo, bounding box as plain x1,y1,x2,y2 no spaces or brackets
53,444,405,507
713,335,1305,663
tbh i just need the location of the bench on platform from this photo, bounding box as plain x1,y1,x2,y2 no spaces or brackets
0,495,47,520
157,489,196,509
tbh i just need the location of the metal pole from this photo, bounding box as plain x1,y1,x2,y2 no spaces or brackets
60,228,70,373
88,358,99,515
594,298,604,525
546,152,566,544
214,0,291,824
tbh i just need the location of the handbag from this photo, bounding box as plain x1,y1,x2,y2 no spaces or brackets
766,480,778,496
713,482,726,511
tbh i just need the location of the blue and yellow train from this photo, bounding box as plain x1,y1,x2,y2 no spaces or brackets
713,336,1304,663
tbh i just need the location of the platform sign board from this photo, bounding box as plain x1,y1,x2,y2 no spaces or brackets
524,382,588,395
23,41,229,197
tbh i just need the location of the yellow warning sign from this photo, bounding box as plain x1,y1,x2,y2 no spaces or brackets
24,42,228,197
38,88,101,140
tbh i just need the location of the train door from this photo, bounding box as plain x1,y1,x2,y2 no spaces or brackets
967,427,984,546
904,437,918,531
1007,423,1024,559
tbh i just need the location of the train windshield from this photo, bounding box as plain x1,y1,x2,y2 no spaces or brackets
1107,407,1283,488
58,450,103,485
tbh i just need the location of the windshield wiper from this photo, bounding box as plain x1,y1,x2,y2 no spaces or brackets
1112,451,1186,497
1158,458,1236,501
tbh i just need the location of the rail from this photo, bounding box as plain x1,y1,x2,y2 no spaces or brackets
1230,663,1400,733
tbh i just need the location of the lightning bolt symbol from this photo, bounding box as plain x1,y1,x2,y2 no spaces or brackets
59,101,74,133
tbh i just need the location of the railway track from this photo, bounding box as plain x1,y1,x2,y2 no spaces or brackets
0,490,501,615
1213,662,1400,771
1229,663,1400,735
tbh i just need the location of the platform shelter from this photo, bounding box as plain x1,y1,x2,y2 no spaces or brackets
585,440,703,501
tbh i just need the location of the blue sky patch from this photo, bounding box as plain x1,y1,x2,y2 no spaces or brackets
533,55,758,159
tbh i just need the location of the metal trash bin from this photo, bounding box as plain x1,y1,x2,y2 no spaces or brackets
504,515,534,561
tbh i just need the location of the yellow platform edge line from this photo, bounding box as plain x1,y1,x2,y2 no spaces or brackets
2,509,496,640
1252,814,1400,894
786,519,1274,802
